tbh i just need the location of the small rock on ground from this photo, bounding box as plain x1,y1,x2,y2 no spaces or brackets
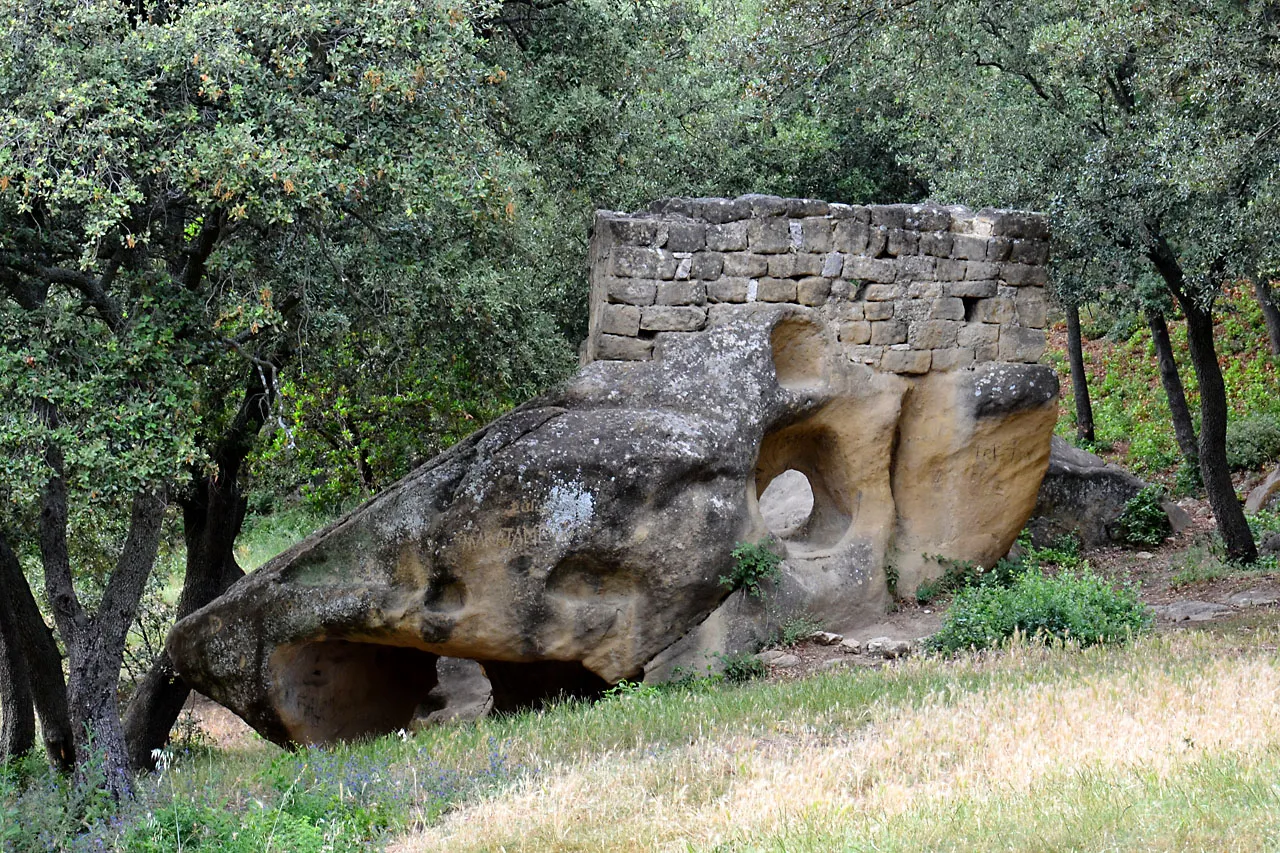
1152,601,1236,623
1222,589,1280,608
809,631,844,646
865,637,913,659
756,650,801,668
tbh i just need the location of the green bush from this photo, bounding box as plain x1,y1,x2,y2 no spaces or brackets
1114,485,1172,547
1226,413,1280,471
721,540,783,600
775,615,823,647
716,651,768,683
926,567,1152,655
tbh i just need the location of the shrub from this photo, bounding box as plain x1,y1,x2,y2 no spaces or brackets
1226,413,1280,471
1114,485,1171,547
716,651,768,683
721,540,782,600
775,615,823,647
926,567,1152,655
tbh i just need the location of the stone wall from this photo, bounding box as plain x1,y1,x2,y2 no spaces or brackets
585,195,1050,374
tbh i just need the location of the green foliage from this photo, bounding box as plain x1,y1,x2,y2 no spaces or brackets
927,567,1152,655
915,532,1083,604
721,540,783,600
1225,413,1280,472
715,651,769,684
1115,486,1172,547
775,615,824,648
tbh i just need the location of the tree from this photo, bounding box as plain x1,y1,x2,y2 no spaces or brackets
763,0,1280,560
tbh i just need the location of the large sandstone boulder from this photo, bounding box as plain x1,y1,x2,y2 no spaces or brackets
169,308,1056,747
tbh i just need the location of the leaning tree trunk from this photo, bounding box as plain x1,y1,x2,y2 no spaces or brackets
0,591,36,762
1150,238,1257,562
0,533,74,771
124,373,273,771
1145,308,1200,473
1064,301,1096,445
1253,279,1280,356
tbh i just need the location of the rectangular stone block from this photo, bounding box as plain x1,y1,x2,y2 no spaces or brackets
707,277,750,303
920,231,953,258
844,257,896,283
936,259,967,281
706,221,748,252
865,227,888,258
722,252,769,278
958,323,999,349
972,296,1015,324
640,305,707,332
693,198,751,224
985,236,1012,262
870,319,907,345
607,217,659,246
1009,239,1049,265
794,253,824,276
908,281,945,299
611,246,662,278
833,219,869,254
786,198,830,217
821,252,844,278
966,261,1001,280
1015,287,1047,328
756,277,797,302
840,320,872,345
865,301,895,321
797,218,833,252
847,344,884,365
673,255,692,280
748,218,791,253
951,234,988,260
838,299,865,320
657,281,706,306
864,283,902,301
998,325,1046,363
930,347,975,371
665,221,706,252
909,320,960,350
881,348,931,374
741,194,789,217
767,254,797,278
600,303,641,336
607,277,657,306
690,253,724,280
895,299,931,323
870,204,908,229
1001,263,1048,286
797,276,832,306
830,204,871,222
707,302,774,326
597,334,653,361
896,255,937,281
905,205,951,231
948,279,998,299
886,228,919,257
929,297,965,321
990,210,1050,240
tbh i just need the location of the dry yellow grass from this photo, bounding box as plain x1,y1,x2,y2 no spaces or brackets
392,628,1280,852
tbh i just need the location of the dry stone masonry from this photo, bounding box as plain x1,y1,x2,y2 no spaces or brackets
587,195,1049,373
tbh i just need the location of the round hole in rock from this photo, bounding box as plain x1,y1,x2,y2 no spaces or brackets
759,469,815,540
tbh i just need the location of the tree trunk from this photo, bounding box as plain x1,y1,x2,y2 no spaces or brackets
1149,238,1257,562
1253,279,1280,356
123,374,273,771
0,533,74,771
1064,301,1095,445
0,591,36,762
1145,308,1200,473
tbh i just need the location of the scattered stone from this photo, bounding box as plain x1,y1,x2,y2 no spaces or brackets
839,638,862,654
1136,551,1155,560
1223,589,1280,608
1152,601,1236,623
865,637,913,659
755,650,801,668
1246,464,1280,513
809,631,844,646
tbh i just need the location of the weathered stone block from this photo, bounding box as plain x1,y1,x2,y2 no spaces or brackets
673,255,692,280
690,253,724,280
881,348,931,374
905,205,952,232
657,281,706,306
798,218,833,252
756,277,797,303
706,277,748,303
797,276,832,306
1015,287,1047,328
844,257,896,283
767,254,797,278
748,218,791,253
907,281,945,299
895,299,931,323
1001,263,1048,286
948,279,998,299
929,297,965,321
722,253,768,278
930,347,976,371
666,221,706,253
846,344,884,364
999,325,1046,362
921,231,954,258
837,299,864,320
607,277,658,306
1009,239,1049,266
692,197,751,224
611,246,662,278
821,252,844,278
936,259,967,281
864,283,902,301
607,216,659,246
986,236,1012,262
966,261,1001,280
706,221,748,252
786,198,830,218
740,194,789,217
973,296,1015,324
596,333,653,361
951,234,988,260
870,320,907,345
990,210,1050,240
641,305,707,332
886,228,919,257
865,301,895,321
831,204,870,222
909,320,960,350
833,219,870,254
870,205,908,229
958,323,999,349
839,320,872,345
896,255,937,281
601,304,641,336
866,227,888,257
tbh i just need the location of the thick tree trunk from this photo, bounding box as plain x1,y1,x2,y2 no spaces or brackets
124,375,272,771
1064,301,1095,445
1145,309,1200,473
1150,238,1257,562
0,533,74,771
1253,279,1280,356
0,593,36,761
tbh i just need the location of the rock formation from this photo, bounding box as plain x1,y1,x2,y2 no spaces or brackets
168,197,1059,747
